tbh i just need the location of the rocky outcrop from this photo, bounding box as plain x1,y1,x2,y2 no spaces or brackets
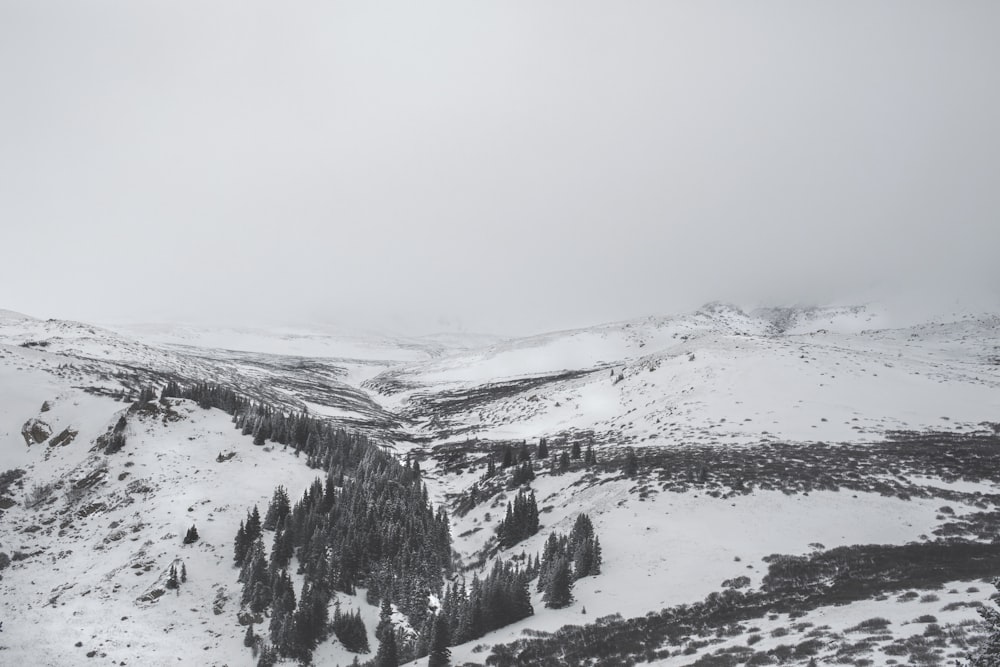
21,418,52,445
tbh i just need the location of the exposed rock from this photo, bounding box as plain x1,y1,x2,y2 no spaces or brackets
49,427,78,448
21,418,52,445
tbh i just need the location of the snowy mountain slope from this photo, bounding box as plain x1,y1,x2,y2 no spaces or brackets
644,583,994,667
0,352,326,665
0,312,404,434
409,419,1000,665
369,304,1000,447
2,304,1000,666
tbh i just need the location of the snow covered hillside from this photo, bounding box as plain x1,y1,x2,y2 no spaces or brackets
369,303,999,447
1,303,999,666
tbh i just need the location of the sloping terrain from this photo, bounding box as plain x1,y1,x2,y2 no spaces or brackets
369,304,999,447
1,304,999,666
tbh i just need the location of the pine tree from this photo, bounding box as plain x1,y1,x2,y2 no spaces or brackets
569,514,594,545
263,486,291,531
244,624,256,648
543,557,574,609
570,440,581,459
590,536,602,576
376,597,394,643
497,489,539,548
537,437,548,459
234,521,249,564
246,506,262,541
501,445,513,469
183,524,199,544
332,606,370,653
256,642,277,667
428,613,451,667
509,460,535,488
375,628,399,667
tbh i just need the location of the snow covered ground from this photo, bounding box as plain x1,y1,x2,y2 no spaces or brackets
372,304,999,448
1,302,998,666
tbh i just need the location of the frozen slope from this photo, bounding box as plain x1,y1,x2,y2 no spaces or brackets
0,353,322,665
2,304,999,666
370,304,1000,447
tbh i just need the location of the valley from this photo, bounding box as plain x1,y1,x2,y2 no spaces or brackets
1,303,998,666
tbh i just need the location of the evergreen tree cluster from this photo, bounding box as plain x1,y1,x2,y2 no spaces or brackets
497,441,532,469
427,612,451,667
496,488,539,549
508,460,535,489
331,605,370,653
153,381,455,662
165,560,187,591
262,486,290,531
537,514,602,609
233,506,263,567
431,559,534,651
172,381,384,475
237,539,332,662
234,447,450,662
155,382,564,664
546,440,597,476
372,596,410,667
139,381,458,663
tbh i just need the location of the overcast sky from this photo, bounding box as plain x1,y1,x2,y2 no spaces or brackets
1,1,998,336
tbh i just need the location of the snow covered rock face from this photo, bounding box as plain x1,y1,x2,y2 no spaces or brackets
0,304,998,666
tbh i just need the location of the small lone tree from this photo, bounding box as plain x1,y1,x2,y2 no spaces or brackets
183,525,199,544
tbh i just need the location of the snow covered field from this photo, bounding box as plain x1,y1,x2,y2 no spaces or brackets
1,303,998,666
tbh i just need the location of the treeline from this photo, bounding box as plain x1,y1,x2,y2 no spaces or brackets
163,381,375,470
152,381,450,664
149,381,612,665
